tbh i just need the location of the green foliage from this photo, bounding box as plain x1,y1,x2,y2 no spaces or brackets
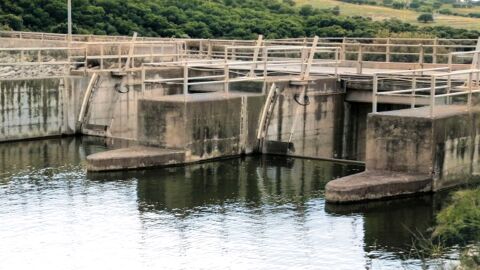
432,1,442,9
434,188,480,244
417,13,434,23
392,1,406,9
438,8,453,15
0,0,478,39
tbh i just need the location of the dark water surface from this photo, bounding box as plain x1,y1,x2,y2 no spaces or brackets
0,137,459,269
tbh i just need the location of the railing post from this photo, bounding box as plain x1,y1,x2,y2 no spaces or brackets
124,32,138,70
335,48,339,78
468,72,473,112
150,43,154,63
224,64,230,94
118,45,122,69
84,47,88,74
141,65,146,95
432,38,438,64
448,53,453,71
386,38,391,63
411,76,417,108
419,44,424,69
472,37,480,69
356,44,363,74
372,74,378,113
207,40,212,59
249,35,264,77
183,63,188,96
228,41,235,61
447,73,452,105
476,52,480,86
302,36,319,80
341,37,346,61
430,76,436,117
100,44,104,70
263,47,268,79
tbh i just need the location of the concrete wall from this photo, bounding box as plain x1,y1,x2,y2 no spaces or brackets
0,77,80,142
137,93,265,161
366,106,480,190
80,70,186,141
264,79,345,160
342,102,370,161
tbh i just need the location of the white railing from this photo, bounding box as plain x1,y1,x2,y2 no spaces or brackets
141,38,341,96
372,67,480,117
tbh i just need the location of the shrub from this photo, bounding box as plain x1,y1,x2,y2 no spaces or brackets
434,188,480,244
417,13,434,23
409,1,421,9
432,1,442,9
392,1,406,9
438,8,452,15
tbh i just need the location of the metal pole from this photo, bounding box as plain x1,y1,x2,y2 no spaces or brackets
67,0,72,64
68,0,72,43
183,64,188,96
357,44,363,74
224,64,230,94
411,77,416,109
430,76,436,117
432,38,438,64
372,74,378,113
386,38,390,63
468,72,473,112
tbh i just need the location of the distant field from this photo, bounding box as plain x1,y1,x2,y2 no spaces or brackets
296,0,480,30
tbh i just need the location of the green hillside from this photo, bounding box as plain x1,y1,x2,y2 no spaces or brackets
0,0,478,39
297,0,480,30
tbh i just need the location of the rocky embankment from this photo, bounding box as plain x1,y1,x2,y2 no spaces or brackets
0,53,68,79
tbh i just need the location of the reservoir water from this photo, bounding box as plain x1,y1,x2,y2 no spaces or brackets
0,137,459,269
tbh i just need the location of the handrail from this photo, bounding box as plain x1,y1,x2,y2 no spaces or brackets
372,68,480,117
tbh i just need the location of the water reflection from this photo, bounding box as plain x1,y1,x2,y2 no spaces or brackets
0,137,458,269
89,156,360,212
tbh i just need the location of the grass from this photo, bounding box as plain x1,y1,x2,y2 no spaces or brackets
434,188,480,244
296,0,480,30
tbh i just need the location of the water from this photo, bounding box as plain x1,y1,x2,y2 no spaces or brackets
0,137,460,270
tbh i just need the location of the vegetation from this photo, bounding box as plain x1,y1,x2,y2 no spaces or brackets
434,188,480,244
0,0,479,40
433,188,480,269
298,0,480,30
417,13,434,23
402,188,480,269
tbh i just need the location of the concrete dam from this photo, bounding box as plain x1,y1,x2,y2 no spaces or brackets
2,31,480,203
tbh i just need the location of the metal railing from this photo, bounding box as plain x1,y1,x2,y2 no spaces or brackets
76,40,187,72
141,38,341,96
0,42,188,77
1,31,479,79
372,67,480,117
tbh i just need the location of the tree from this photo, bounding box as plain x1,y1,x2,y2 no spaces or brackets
392,1,405,9
299,4,314,16
409,1,421,9
332,6,340,15
417,13,434,23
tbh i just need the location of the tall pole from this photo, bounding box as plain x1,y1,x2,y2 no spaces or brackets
68,0,72,43
67,0,72,67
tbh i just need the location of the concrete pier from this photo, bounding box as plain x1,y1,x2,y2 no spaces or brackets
325,171,431,203
86,146,186,172
326,105,480,203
